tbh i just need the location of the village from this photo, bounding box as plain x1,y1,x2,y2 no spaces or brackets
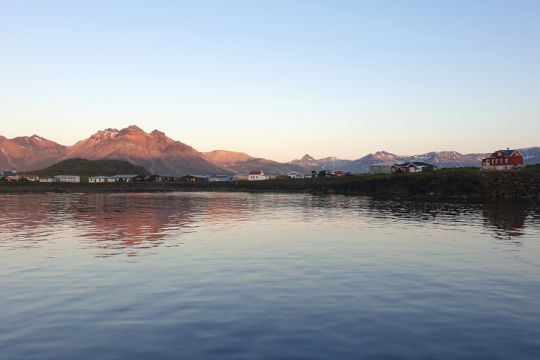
0,148,527,183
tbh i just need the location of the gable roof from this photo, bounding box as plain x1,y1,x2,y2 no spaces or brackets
488,149,521,158
249,170,264,175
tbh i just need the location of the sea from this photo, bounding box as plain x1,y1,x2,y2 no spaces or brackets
1,192,539,359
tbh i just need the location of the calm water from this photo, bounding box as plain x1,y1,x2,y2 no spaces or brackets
1,193,540,359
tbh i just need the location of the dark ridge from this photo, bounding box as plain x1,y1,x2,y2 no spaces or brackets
33,158,151,177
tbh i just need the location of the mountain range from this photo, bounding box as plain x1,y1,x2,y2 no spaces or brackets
290,148,540,173
1,125,539,176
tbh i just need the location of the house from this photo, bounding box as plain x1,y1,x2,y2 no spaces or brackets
391,162,436,173
332,170,346,177
369,164,393,174
248,170,267,181
312,170,332,177
111,175,141,182
232,174,249,181
180,175,210,182
89,176,115,183
19,174,40,182
39,177,54,183
147,175,175,182
482,149,524,171
287,171,305,179
54,175,81,183
1,169,17,177
208,175,232,182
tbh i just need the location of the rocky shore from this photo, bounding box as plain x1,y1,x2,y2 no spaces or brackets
1,169,539,203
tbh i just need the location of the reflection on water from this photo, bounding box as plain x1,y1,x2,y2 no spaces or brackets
1,193,537,256
1,193,540,359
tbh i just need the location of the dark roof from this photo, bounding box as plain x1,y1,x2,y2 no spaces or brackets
489,149,517,157
182,174,210,179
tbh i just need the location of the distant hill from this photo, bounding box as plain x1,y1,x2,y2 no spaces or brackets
2,125,539,175
34,158,151,177
290,154,353,171
290,147,540,173
0,135,68,171
203,150,306,175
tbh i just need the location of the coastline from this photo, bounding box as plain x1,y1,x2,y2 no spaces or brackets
1,169,539,203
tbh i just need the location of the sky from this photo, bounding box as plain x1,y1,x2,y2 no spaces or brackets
1,0,539,161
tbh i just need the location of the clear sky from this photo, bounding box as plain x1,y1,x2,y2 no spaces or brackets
1,0,539,161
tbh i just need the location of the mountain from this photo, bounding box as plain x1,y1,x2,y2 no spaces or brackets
290,154,352,171
203,150,306,175
347,151,486,173
34,158,151,177
2,126,539,175
203,150,254,167
290,147,540,173
65,126,229,176
520,147,540,165
0,135,68,171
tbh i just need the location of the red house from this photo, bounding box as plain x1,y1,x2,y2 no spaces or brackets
482,149,524,171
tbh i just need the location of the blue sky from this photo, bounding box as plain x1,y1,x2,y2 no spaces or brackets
1,0,539,161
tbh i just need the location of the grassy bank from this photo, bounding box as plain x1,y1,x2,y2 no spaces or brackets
1,169,539,203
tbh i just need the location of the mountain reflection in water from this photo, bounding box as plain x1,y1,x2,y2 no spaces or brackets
0,193,538,256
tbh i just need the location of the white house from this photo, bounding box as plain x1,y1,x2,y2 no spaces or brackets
248,170,267,181
287,171,305,179
54,175,81,183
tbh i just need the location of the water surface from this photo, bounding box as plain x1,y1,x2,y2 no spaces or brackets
1,193,540,359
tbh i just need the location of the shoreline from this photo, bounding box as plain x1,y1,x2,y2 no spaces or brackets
1,170,539,203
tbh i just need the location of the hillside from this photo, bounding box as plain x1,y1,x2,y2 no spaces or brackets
34,158,151,177
204,150,306,175
65,126,229,176
0,135,68,171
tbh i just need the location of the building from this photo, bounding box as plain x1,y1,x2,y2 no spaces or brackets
232,174,249,181
111,175,141,182
0,169,17,177
180,175,210,182
482,149,524,171
54,175,81,183
312,170,332,177
369,164,393,174
147,175,175,182
391,162,436,173
248,170,267,181
39,177,54,183
19,174,40,182
286,171,305,179
89,176,115,183
208,175,232,182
